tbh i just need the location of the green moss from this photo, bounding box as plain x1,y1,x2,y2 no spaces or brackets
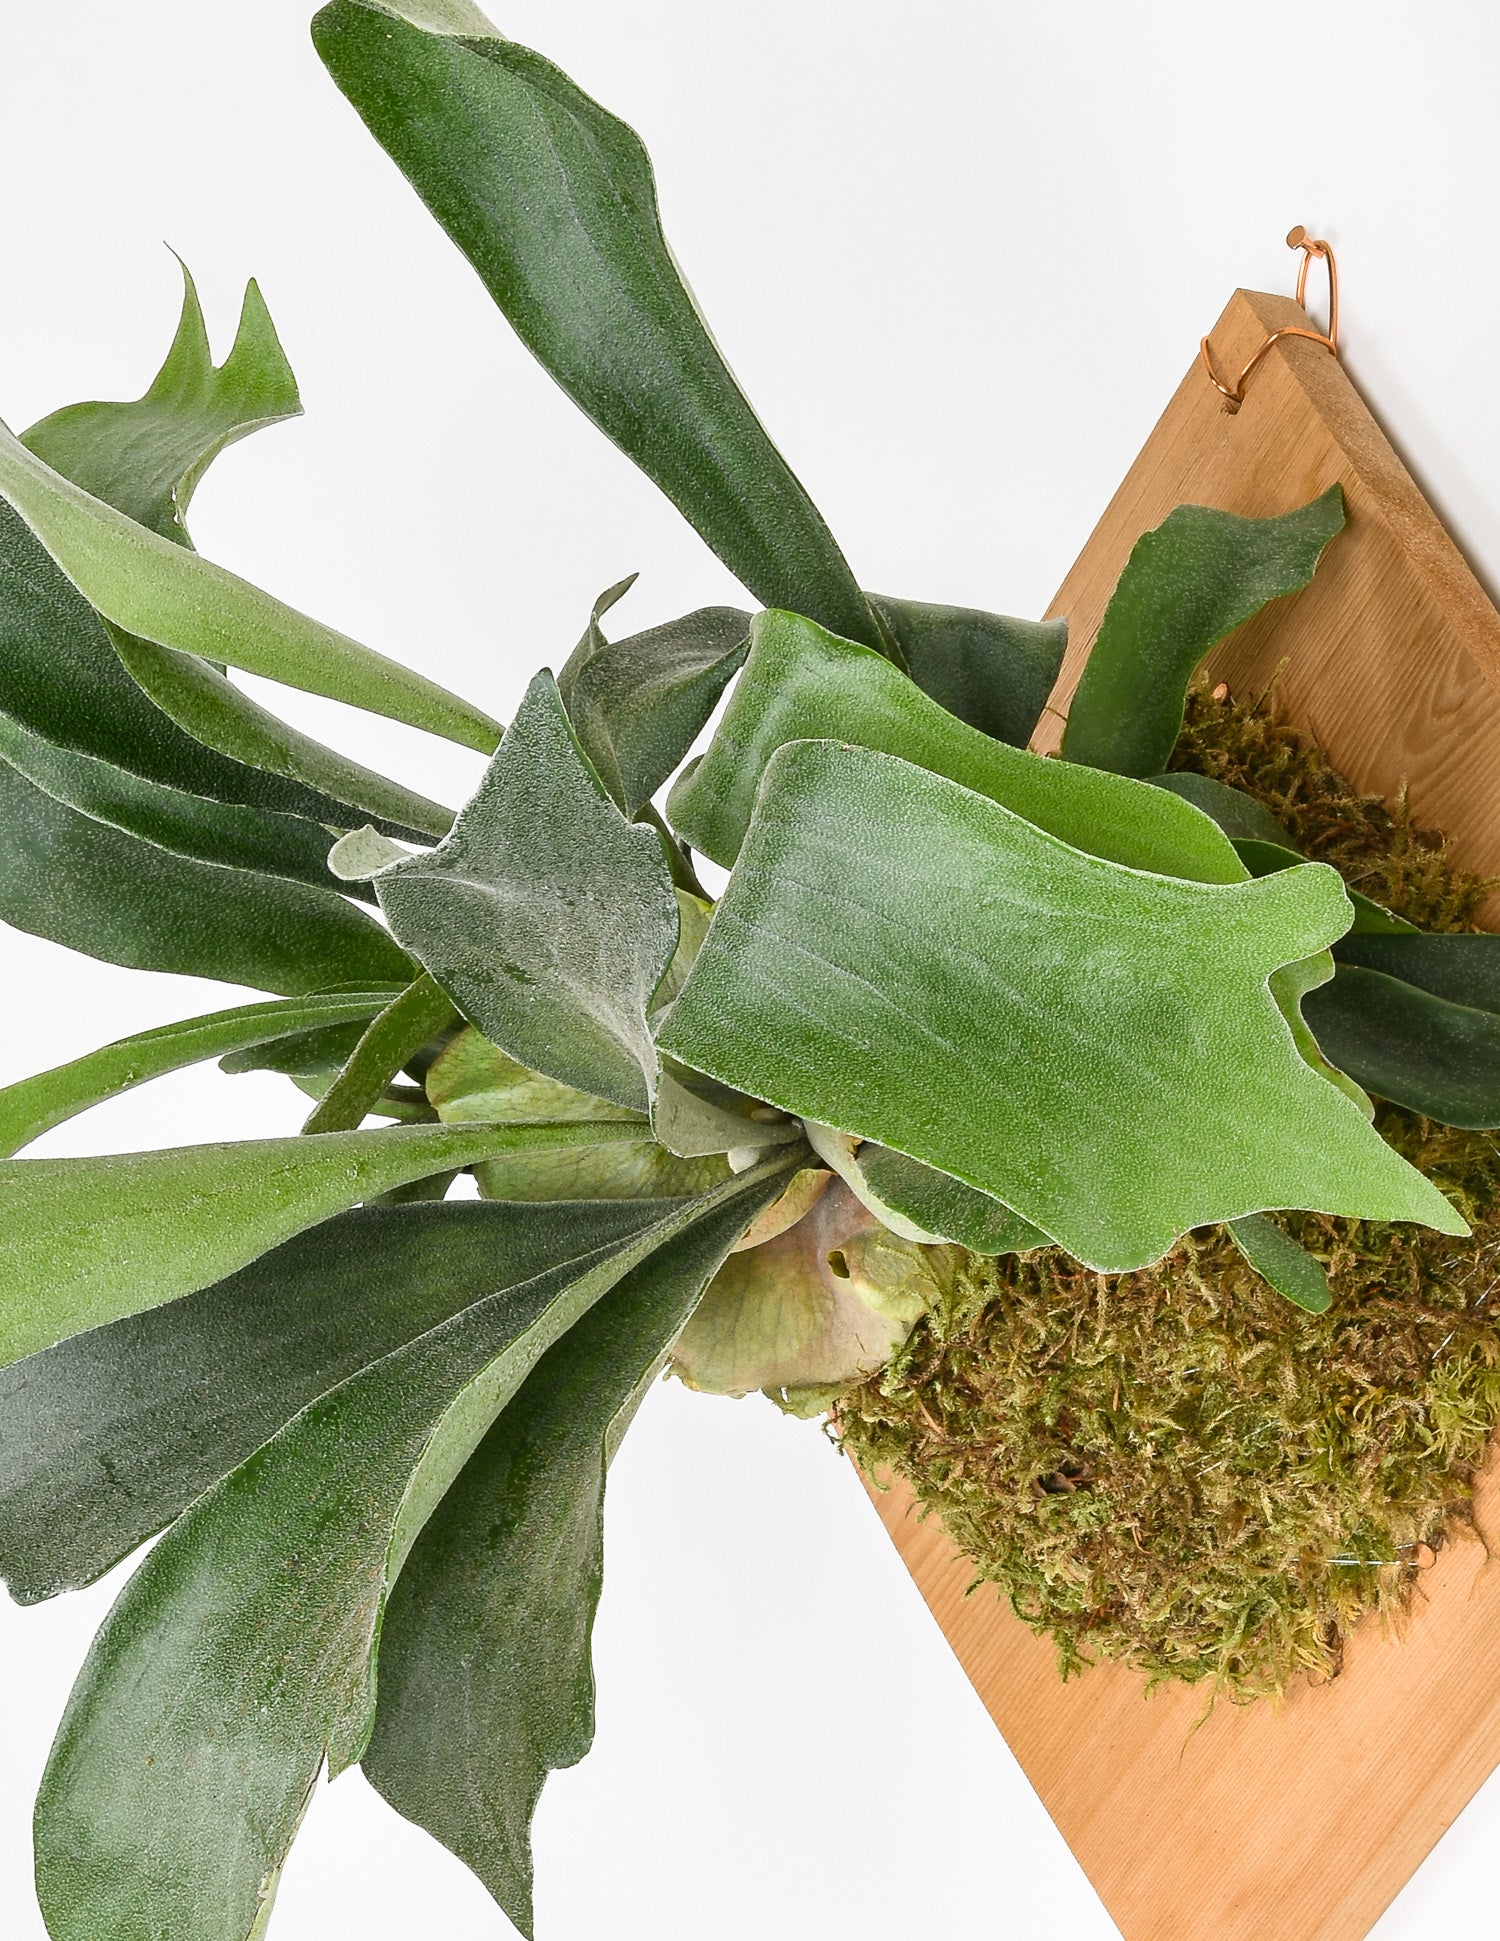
836,686,1500,1701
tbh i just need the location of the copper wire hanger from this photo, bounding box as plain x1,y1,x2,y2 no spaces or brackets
1200,226,1339,407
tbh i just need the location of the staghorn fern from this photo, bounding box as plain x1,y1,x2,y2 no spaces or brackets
0,6,1497,1938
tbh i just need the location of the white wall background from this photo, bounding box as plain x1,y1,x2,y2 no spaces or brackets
1,3,1498,1936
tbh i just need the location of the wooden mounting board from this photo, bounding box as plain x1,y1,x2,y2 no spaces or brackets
863,286,1500,1941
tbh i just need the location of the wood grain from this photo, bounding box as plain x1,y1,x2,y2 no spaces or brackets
863,1464,1500,1941
865,289,1500,1941
1035,287,1500,926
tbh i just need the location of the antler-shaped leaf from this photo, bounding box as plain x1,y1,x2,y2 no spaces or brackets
668,607,1245,881
312,0,885,651
659,738,1464,1270
1061,490,1345,776
33,1165,791,1941
23,261,302,546
0,419,502,753
370,674,680,1113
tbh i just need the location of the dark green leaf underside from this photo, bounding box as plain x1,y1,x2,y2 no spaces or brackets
33,1161,792,1941
0,1199,658,1604
1305,963,1500,1128
363,1175,788,1934
559,604,750,818
0,502,432,836
1334,931,1500,1012
867,593,1066,748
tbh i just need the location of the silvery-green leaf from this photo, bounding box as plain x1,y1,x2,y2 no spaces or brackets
652,1068,798,1160
312,1,884,652
658,737,1463,1271
1061,490,1345,776
12,271,451,838
375,673,678,1113
666,607,1246,882
329,824,414,879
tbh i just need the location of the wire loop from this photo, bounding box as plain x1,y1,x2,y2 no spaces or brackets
1201,226,1339,407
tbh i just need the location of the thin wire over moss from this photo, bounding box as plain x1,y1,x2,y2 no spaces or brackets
836,686,1500,1700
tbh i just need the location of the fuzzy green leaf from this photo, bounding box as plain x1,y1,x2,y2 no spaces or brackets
0,1118,652,1369
1226,1213,1332,1313
107,625,457,837
0,417,502,753
374,673,679,1113
0,992,398,1159
22,263,301,546
1234,836,1420,936
0,754,413,993
312,1,883,652
0,1199,654,1603
362,1173,788,1935
1147,770,1292,846
658,739,1463,1270
426,1027,728,1200
0,707,371,892
301,974,457,1133
1061,490,1345,776
11,269,451,838
557,604,750,818
667,608,1247,881
855,1147,1046,1255
867,595,1067,747
219,1020,373,1080
1304,963,1500,1128
33,1162,790,1941
0,501,440,837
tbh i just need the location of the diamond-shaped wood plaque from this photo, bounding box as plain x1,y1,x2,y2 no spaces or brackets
861,284,1500,1941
